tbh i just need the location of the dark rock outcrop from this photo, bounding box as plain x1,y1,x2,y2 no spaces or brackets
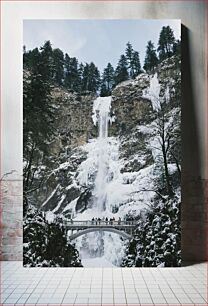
75,189,93,213
111,77,153,135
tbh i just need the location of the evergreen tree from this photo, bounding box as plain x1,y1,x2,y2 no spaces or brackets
125,42,141,78
122,196,181,267
100,63,114,96
125,42,134,77
64,53,71,89
143,41,158,72
77,63,84,93
114,55,129,86
100,81,109,97
172,39,181,56
23,45,27,68
23,47,40,70
82,63,90,92
39,40,54,81
132,51,142,77
23,41,56,209
64,54,80,92
70,57,81,91
157,26,176,60
78,63,84,81
88,62,100,93
52,48,64,85
82,62,100,93
125,42,134,61
23,205,83,267
24,41,55,150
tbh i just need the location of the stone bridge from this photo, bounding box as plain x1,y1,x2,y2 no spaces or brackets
63,220,136,240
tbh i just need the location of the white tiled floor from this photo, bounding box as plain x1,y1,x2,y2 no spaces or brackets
0,261,207,305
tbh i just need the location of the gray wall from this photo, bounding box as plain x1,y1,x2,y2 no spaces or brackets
1,1,207,262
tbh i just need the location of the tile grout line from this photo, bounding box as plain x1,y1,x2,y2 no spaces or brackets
100,267,103,306
168,269,199,304
63,268,77,305
156,269,182,304
139,269,154,305
130,268,141,305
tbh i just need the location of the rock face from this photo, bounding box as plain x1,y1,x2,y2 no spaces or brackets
31,55,181,220
111,75,153,135
75,189,93,213
49,89,97,156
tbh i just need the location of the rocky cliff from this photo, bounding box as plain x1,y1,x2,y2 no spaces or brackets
31,55,180,225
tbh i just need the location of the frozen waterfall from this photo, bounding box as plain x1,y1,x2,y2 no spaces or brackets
142,73,161,110
74,96,126,267
92,96,112,211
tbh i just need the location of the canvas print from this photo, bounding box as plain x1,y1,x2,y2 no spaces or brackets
23,20,181,267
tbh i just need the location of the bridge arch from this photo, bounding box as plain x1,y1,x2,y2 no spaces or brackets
67,227,132,240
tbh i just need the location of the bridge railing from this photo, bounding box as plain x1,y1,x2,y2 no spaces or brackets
63,220,137,227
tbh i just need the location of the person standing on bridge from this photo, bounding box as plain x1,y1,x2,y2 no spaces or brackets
105,217,108,224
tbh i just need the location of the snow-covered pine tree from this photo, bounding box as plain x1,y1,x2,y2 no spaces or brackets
23,41,56,215
23,205,83,267
122,195,181,267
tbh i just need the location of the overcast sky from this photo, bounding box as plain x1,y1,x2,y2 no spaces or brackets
23,19,180,71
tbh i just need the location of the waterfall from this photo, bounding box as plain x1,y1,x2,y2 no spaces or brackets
92,96,112,211
142,73,161,110
75,96,125,266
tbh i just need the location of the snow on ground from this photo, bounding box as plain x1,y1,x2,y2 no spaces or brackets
45,211,55,223
81,257,115,267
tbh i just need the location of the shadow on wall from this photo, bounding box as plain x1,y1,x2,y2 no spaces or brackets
181,25,207,264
